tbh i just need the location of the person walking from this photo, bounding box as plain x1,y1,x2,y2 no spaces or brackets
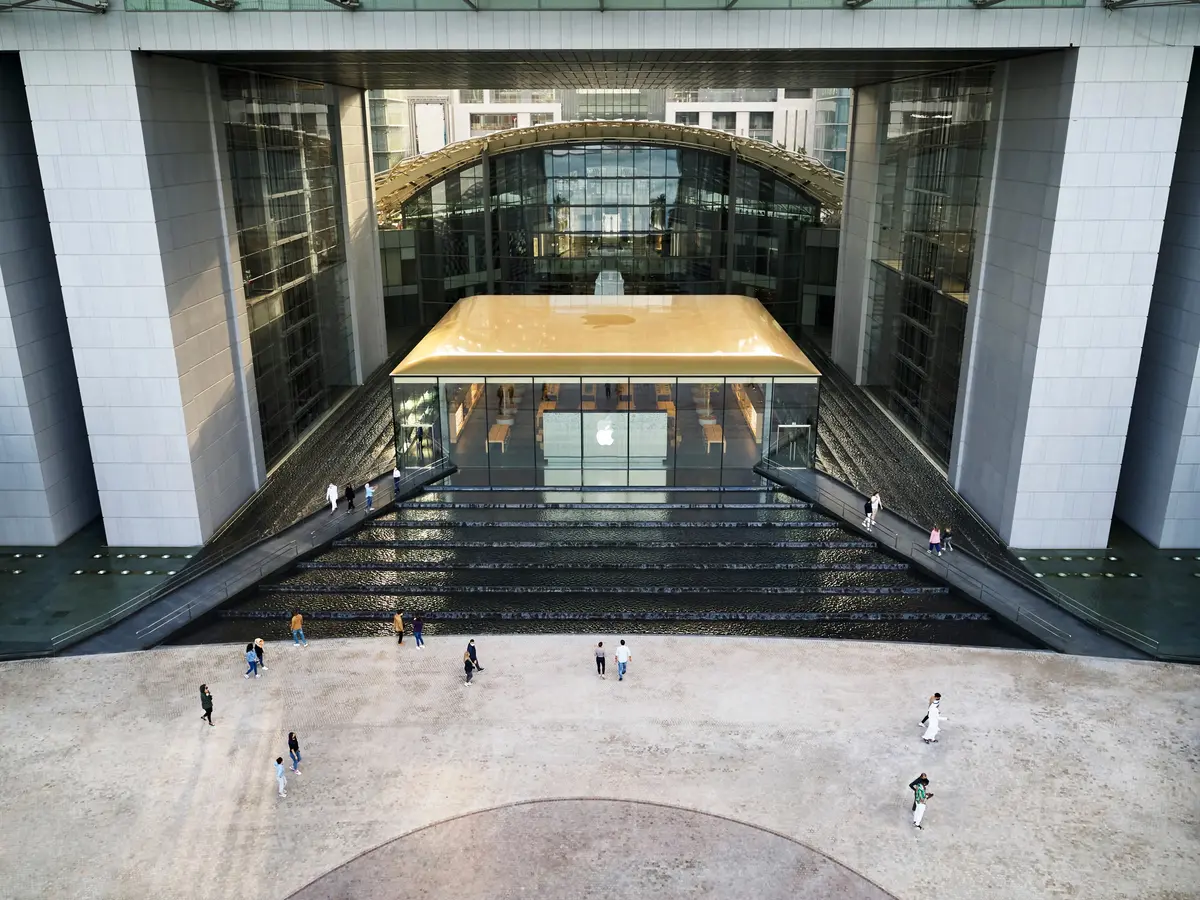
908,773,930,812
365,482,375,511
615,639,631,681
415,426,426,461
595,641,606,678
274,757,288,798
922,701,946,744
463,649,474,684
927,525,942,557
288,732,302,775
393,610,405,645
861,492,881,530
290,610,308,647
467,639,482,671
920,693,941,726
326,482,339,515
912,779,932,829
942,525,954,552
244,643,259,678
254,637,267,672
393,465,401,497
344,482,356,511
199,684,214,726
412,615,424,649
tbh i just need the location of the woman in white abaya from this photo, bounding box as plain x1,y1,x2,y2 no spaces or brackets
922,703,945,743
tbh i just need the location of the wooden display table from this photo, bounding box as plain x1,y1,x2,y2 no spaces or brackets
656,383,673,401
581,400,597,411
656,400,676,417
487,423,510,453
616,400,634,411
703,423,726,453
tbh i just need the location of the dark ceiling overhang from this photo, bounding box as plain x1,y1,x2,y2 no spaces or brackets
168,48,1035,90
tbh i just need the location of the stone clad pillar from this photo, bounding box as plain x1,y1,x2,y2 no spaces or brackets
0,54,99,545
1115,55,1200,548
952,46,1195,549
20,49,262,546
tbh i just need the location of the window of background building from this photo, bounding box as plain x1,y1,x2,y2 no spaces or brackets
459,90,484,103
530,112,555,126
711,112,736,134
675,111,699,127
573,89,652,121
470,113,520,137
492,89,557,103
784,88,813,99
748,112,774,142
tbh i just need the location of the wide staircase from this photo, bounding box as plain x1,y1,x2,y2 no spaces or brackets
179,486,1036,649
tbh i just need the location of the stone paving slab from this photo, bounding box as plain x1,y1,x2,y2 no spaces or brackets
0,637,1197,900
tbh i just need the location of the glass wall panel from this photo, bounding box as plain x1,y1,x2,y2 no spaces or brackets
538,378,582,487
484,378,535,485
675,377,725,485
442,379,488,485
392,378,440,470
766,379,820,470
221,69,353,467
724,380,768,480
863,67,993,466
391,142,820,305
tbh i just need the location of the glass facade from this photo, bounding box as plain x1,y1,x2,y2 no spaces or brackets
393,375,819,488
384,142,828,329
862,68,993,466
561,89,665,122
814,88,851,174
221,70,355,468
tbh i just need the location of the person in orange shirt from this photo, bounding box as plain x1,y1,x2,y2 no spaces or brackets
290,611,308,647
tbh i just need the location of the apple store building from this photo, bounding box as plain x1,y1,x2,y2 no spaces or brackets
390,293,821,488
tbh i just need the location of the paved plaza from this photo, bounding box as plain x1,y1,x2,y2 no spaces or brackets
0,636,1196,900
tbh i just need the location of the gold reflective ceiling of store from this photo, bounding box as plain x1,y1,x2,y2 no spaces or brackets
391,294,821,378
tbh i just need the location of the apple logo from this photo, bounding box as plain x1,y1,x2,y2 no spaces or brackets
596,418,615,447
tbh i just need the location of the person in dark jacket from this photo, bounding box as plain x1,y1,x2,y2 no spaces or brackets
908,773,930,811
253,637,266,672
463,650,474,684
344,483,355,510
200,684,214,726
467,639,482,671
288,732,302,774
412,615,425,649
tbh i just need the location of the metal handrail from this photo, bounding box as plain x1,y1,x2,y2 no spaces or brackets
756,458,1074,647
52,458,451,650
128,458,453,643
762,458,1166,654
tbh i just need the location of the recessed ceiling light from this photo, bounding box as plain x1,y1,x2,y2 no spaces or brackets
144,570,154,575
97,569,106,575
73,570,83,575
120,570,130,575
1063,556,1072,561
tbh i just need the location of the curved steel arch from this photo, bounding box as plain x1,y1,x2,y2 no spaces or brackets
374,120,844,222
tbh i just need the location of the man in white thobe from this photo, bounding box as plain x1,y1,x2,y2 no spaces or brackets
326,482,339,515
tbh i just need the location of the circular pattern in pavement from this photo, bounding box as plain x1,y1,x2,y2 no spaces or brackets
287,798,897,900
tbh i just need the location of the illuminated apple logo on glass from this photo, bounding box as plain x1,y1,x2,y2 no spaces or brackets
596,418,615,447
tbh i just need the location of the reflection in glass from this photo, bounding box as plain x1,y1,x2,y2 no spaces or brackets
221,69,352,467
863,67,994,466
389,142,823,329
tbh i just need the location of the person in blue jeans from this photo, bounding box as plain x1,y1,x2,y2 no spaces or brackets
244,643,259,678
288,732,302,775
290,611,308,647
615,639,631,681
412,615,424,648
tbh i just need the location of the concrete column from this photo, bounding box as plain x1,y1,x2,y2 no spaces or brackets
1115,55,1200,548
0,55,99,545
952,46,1194,549
336,86,387,381
830,84,882,382
20,49,261,546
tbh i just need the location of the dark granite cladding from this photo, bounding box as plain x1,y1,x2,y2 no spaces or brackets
334,540,877,550
170,487,1038,650
404,502,813,510
298,562,910,572
219,609,989,622
371,520,842,528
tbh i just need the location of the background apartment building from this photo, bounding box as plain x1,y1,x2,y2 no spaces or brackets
368,87,850,176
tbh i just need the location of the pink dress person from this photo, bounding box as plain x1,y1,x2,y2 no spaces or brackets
928,526,942,556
